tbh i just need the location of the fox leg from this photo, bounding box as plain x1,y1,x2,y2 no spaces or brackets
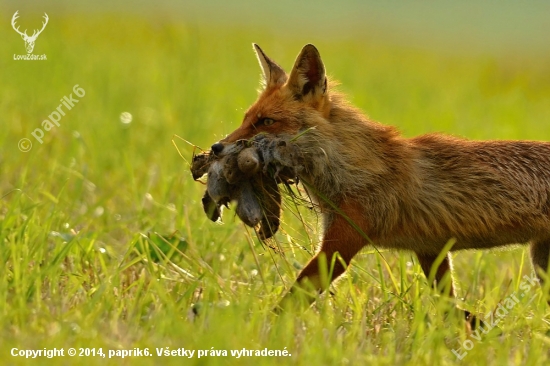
276,205,367,311
416,253,455,296
529,239,550,284
416,253,480,328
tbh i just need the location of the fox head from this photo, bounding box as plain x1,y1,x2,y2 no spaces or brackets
211,44,331,155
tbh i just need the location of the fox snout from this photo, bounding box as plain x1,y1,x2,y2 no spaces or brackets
211,142,224,156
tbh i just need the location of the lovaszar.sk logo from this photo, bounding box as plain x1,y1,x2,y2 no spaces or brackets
12,10,48,61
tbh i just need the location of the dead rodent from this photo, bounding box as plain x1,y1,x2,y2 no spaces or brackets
191,152,213,180
190,142,283,240
237,147,261,176
251,172,281,240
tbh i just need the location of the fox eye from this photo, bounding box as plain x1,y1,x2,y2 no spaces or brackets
260,118,275,126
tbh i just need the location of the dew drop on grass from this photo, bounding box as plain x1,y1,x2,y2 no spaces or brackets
120,111,132,124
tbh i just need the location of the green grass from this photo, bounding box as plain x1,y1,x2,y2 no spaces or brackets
1,3,550,365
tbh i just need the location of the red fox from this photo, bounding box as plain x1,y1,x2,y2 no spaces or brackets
210,43,549,317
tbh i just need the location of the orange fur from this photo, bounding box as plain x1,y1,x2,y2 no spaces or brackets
216,44,550,312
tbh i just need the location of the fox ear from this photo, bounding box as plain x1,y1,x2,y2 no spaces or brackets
287,44,327,100
253,44,287,89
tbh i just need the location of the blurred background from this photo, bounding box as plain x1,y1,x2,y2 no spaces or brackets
1,0,550,287
1,0,550,358
2,0,550,299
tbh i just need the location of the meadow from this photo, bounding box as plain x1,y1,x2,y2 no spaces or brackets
1,1,550,365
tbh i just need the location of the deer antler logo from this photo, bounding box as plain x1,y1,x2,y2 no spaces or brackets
11,11,49,54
